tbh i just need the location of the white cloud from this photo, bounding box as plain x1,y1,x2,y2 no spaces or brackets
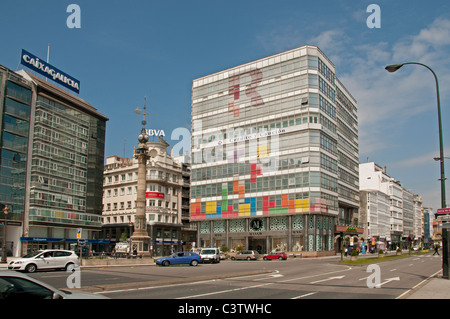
338,16,450,155
389,147,450,168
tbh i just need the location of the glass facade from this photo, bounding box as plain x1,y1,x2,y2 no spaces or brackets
191,46,358,255
28,95,103,226
0,73,32,221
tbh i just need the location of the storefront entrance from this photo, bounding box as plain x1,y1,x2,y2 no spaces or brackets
248,237,266,254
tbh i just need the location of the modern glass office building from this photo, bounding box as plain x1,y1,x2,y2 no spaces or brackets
190,45,359,256
0,64,108,256
0,66,32,257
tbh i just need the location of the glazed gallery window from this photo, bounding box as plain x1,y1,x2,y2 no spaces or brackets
2,132,28,153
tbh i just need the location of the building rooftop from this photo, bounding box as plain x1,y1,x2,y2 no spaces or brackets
17,69,109,122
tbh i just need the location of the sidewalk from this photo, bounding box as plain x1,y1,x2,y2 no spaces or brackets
401,270,450,299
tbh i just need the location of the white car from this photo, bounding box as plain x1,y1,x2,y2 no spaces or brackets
199,248,221,263
0,270,108,299
8,249,79,273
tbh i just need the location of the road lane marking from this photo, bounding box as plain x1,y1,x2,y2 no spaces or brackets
310,275,345,284
176,282,273,299
96,279,218,294
277,266,352,284
375,277,400,288
291,292,317,299
359,276,369,281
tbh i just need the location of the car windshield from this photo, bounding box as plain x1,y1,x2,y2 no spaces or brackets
201,250,216,254
22,251,43,258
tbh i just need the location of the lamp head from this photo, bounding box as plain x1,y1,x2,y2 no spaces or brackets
385,64,404,73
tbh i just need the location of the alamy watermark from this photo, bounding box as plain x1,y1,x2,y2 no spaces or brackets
66,264,81,289
66,4,81,29
366,4,381,29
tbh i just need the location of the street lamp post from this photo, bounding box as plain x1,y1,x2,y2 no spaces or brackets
385,62,448,278
1,205,9,263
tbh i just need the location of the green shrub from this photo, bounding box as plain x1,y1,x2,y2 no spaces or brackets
351,250,358,256
220,245,229,253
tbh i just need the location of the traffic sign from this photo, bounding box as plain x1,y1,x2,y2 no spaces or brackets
437,208,450,215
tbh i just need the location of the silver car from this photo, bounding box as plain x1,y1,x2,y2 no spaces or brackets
231,250,260,260
8,249,79,273
0,270,108,299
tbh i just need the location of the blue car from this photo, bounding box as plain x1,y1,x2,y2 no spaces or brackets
156,252,202,266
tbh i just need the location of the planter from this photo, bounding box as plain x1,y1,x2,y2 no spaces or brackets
351,256,358,261
378,254,384,258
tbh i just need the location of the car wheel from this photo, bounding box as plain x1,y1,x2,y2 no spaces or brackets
247,257,251,261
231,256,236,260
65,262,75,271
25,263,37,273
190,260,199,266
263,257,268,261
162,260,170,267
278,256,283,260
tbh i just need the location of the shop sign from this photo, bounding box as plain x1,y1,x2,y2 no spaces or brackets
20,49,80,94
146,129,166,137
146,192,165,199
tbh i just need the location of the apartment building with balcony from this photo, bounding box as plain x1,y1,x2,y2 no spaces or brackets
360,162,424,249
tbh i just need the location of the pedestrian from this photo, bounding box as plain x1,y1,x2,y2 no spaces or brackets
433,244,440,255
344,247,348,256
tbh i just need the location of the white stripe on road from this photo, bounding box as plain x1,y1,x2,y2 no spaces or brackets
291,292,317,299
176,282,273,299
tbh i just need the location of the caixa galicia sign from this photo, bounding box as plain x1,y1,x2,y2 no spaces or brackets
20,49,80,94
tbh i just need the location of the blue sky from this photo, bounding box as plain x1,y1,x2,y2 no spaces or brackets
1,0,449,211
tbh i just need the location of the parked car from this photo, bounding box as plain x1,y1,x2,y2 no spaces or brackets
199,248,220,263
8,249,79,273
156,252,201,266
231,250,260,261
0,270,108,299
263,251,287,260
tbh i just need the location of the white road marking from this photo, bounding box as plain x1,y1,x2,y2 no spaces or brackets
310,275,345,284
291,292,317,299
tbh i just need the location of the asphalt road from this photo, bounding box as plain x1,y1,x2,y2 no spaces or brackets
25,252,442,300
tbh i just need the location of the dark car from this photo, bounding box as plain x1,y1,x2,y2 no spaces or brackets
263,251,287,260
0,270,108,299
155,252,201,266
